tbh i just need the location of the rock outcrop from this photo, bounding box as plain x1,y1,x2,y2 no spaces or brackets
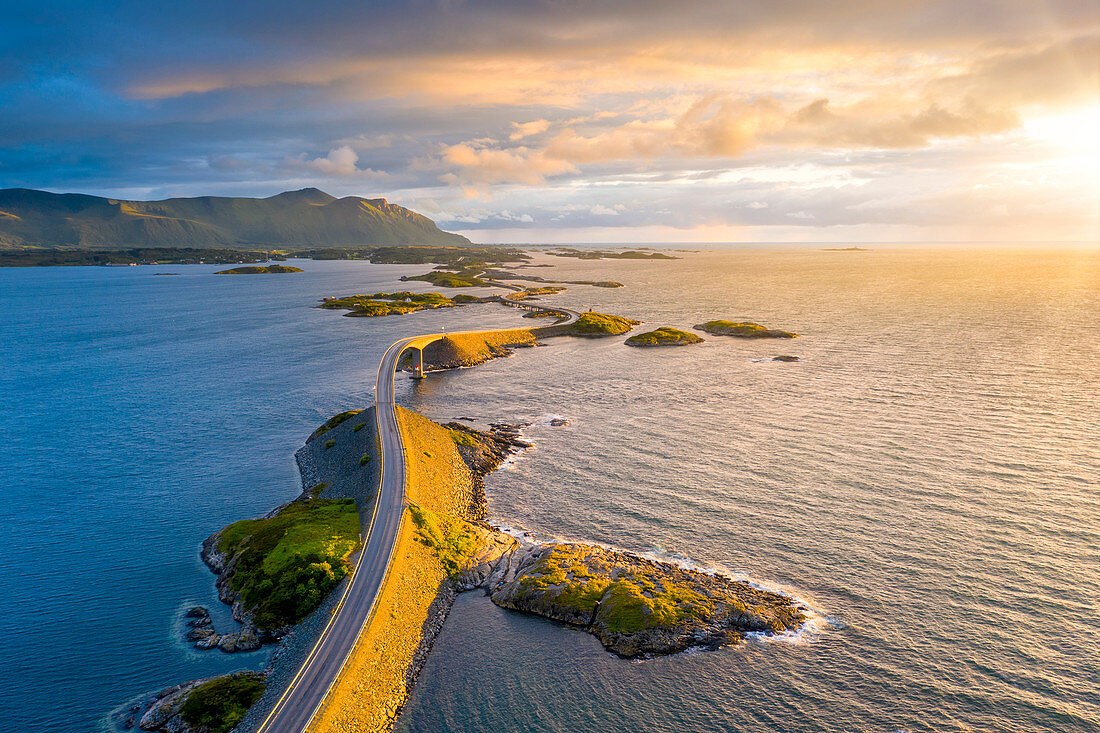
458,538,806,658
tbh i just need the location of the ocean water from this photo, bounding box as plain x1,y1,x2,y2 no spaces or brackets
1,247,1097,732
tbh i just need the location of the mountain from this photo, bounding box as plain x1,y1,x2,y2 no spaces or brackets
0,188,471,249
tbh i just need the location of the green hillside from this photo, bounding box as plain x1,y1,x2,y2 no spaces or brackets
0,187,470,249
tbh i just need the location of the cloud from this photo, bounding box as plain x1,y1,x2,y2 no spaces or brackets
430,142,577,193
283,146,387,178
510,120,551,140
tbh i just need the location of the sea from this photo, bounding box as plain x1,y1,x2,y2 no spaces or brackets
0,246,1096,732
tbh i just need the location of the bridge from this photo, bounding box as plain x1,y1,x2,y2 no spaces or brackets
255,294,578,732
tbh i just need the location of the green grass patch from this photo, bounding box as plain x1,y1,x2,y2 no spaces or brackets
180,673,265,733
408,504,480,576
359,454,371,466
446,428,482,448
309,409,364,441
324,439,335,449
352,422,365,432
215,498,360,628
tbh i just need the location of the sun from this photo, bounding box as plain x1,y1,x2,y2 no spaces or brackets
1021,106,1100,179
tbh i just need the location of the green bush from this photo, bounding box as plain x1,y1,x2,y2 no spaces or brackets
179,673,265,733
352,422,365,432
359,454,371,466
324,439,335,449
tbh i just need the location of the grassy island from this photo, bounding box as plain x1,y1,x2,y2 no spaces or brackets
214,498,360,628
319,291,458,317
625,327,704,347
400,270,491,288
179,673,266,733
694,320,798,338
215,264,303,274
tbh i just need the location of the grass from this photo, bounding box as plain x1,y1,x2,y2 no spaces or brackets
359,454,371,466
325,439,335,449
625,327,703,347
309,409,364,441
179,673,265,733
352,422,366,432
446,427,482,448
408,504,481,575
216,498,360,628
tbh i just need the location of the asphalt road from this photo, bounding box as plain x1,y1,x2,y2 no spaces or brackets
256,302,579,732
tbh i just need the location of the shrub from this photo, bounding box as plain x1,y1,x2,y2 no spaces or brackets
352,422,365,432
324,439,336,449
179,673,265,733
359,454,371,466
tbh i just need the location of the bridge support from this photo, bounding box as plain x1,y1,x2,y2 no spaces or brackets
411,347,426,379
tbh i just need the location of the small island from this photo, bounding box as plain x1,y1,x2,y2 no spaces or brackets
400,270,491,288
694,320,798,339
549,248,678,260
214,264,303,274
625,327,704,347
319,291,460,316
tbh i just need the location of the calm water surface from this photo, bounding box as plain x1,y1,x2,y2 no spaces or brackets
1,247,1097,732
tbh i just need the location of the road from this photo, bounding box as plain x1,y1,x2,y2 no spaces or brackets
256,298,578,732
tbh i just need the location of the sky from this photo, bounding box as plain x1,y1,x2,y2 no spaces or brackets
1,0,1098,243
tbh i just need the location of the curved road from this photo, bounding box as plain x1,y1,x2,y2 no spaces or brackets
257,298,579,732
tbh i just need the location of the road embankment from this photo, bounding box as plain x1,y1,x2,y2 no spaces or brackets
307,407,519,733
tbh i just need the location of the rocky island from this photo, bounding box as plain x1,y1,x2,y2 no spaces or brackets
694,320,798,338
625,327,704,347
215,264,303,274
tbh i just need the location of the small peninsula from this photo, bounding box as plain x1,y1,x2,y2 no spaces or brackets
694,320,799,338
541,310,640,337
625,327,704,347
215,264,303,274
191,494,360,652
